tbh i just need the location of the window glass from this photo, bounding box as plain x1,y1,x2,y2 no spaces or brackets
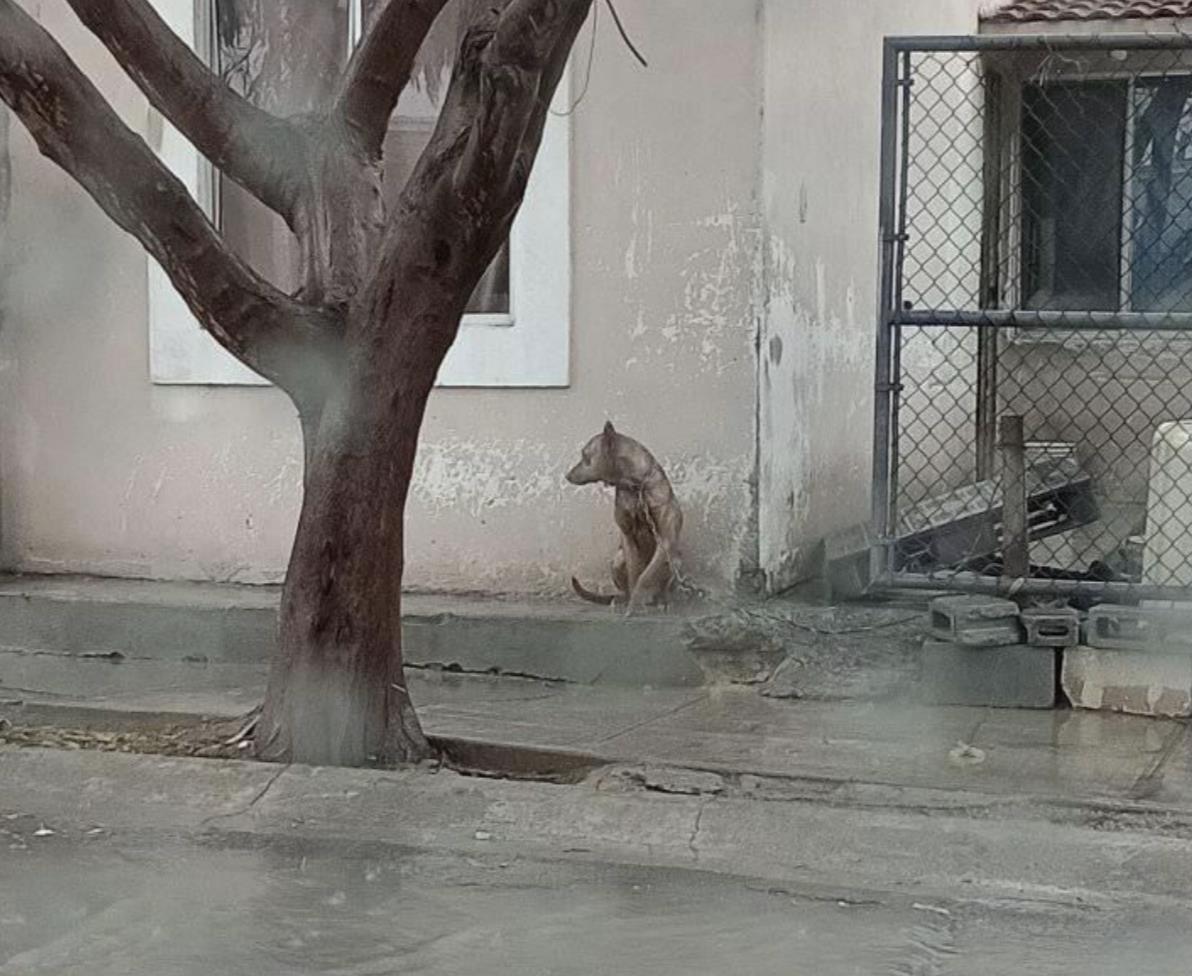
1130,76,1192,312
1020,81,1127,312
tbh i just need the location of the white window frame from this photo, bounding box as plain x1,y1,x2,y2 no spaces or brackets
147,0,572,388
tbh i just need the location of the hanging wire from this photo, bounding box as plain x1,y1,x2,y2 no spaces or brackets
604,0,647,68
551,0,599,117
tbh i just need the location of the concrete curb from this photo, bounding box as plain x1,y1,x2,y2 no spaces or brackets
8,694,1192,838
0,575,709,687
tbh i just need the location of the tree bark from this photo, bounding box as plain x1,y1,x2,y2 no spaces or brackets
257,271,466,766
255,139,474,764
256,387,433,766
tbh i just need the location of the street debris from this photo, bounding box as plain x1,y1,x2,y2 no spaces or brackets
948,742,987,767
0,718,248,759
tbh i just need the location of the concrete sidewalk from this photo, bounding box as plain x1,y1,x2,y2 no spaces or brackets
3,647,1190,817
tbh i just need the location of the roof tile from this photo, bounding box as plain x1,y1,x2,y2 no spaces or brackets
983,0,1192,22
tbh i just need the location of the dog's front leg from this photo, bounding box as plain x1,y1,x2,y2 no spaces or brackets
610,544,631,608
624,536,647,590
627,544,673,616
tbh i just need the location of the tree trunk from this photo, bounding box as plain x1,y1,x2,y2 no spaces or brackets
256,253,465,766
256,372,434,767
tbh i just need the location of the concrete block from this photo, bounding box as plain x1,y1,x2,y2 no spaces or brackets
1085,604,1192,652
1020,606,1080,648
918,639,1055,709
1143,421,1192,587
1062,646,1192,718
928,595,1022,647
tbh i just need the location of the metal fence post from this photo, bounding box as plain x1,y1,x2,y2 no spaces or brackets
999,415,1029,584
870,39,901,587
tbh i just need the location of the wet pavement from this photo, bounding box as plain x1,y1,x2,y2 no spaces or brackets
3,813,1192,975
6,650,1192,812
6,632,1192,972
4,746,1192,974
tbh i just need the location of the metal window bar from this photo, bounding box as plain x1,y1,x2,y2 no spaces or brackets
871,33,1192,604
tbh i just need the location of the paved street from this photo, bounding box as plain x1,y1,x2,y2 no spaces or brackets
3,746,1192,974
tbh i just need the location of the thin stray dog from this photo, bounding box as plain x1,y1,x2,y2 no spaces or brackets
565,422,683,612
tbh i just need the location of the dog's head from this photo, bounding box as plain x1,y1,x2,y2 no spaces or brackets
566,421,619,486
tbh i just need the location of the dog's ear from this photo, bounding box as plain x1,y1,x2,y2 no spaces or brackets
603,420,616,440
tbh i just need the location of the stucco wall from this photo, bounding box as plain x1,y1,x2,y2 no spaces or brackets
758,0,984,590
0,0,761,594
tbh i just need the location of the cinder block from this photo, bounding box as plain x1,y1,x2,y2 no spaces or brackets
918,639,1055,709
1020,606,1080,648
1085,604,1192,652
928,595,1022,647
1062,646,1192,718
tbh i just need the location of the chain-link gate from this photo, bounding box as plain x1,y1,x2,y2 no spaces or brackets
872,33,1192,604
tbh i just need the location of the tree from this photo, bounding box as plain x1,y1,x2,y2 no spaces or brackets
0,0,593,767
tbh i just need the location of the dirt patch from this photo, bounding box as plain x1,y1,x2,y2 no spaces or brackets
0,716,250,760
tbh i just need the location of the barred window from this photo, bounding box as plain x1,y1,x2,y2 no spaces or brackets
1021,75,1192,314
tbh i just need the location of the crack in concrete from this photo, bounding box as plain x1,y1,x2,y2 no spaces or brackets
591,692,708,747
1130,722,1190,801
745,884,884,907
199,763,289,827
888,907,960,976
688,797,712,861
963,716,987,749
406,663,573,686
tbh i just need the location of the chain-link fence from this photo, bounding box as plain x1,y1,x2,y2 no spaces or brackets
872,34,1192,603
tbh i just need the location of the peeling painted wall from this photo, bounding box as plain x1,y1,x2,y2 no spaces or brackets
758,0,985,591
0,0,761,595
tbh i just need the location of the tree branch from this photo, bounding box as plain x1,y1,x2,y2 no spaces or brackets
63,0,308,225
335,0,451,158
508,0,592,190
0,0,342,398
492,0,590,68
451,0,592,216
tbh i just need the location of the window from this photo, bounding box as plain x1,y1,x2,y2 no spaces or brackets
374,70,512,320
148,0,571,388
1020,76,1192,314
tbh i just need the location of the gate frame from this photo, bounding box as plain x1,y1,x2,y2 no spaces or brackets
870,33,1192,603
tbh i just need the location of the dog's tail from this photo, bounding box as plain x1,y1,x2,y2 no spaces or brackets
571,576,616,606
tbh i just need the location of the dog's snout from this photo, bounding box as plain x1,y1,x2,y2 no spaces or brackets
566,460,594,485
